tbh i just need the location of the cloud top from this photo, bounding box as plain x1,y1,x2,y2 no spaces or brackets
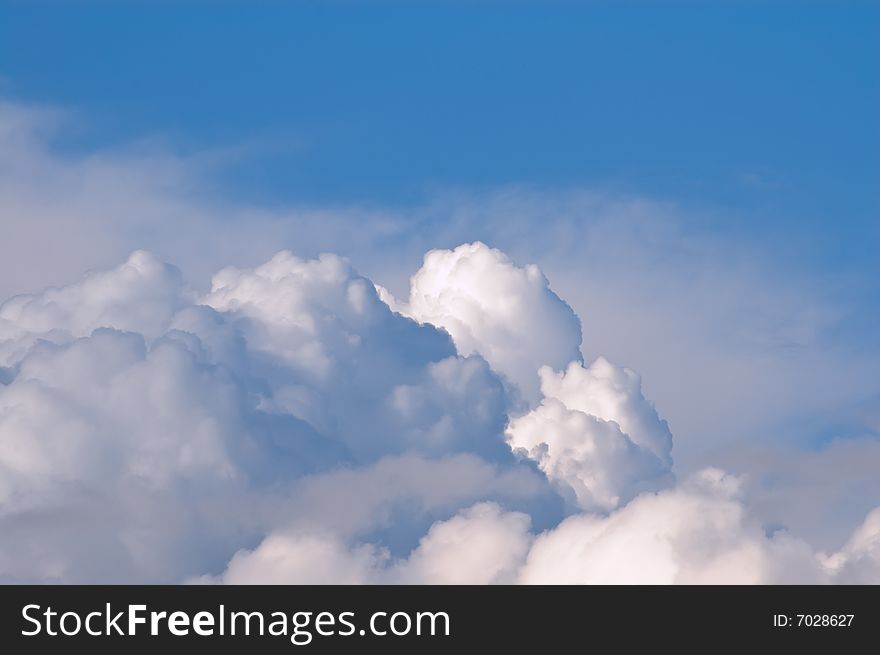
399,242,583,404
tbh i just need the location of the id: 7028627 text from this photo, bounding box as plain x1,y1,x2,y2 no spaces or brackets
773,614,854,627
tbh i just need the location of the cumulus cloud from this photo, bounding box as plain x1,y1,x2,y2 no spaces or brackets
213,533,387,585
506,358,674,512
211,502,532,585
0,325,340,582
520,469,825,584
518,469,879,584
0,250,187,366
197,250,517,463
201,251,445,384
390,502,532,584
0,245,547,581
208,471,880,585
0,240,877,584
5,100,880,570
392,242,583,404
537,359,673,465
505,398,670,512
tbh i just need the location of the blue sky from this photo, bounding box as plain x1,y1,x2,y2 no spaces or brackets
0,1,879,553
2,1,878,223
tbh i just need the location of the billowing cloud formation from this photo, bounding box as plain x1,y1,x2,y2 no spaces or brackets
0,324,337,582
505,358,674,512
213,533,387,585
392,242,583,404
391,502,532,584
520,469,824,584
0,246,543,581
0,244,877,584
5,98,880,556
214,471,879,585
210,502,532,585
196,250,510,461
0,251,187,365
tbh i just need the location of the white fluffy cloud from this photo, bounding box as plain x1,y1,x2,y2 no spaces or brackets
213,533,387,585
0,242,877,584
202,251,429,382
520,469,825,584
506,357,674,511
211,502,532,585
394,242,583,404
0,245,544,581
196,250,514,461
212,470,880,585
505,398,670,512
5,99,879,552
390,502,532,584
537,358,673,465
0,250,186,366
0,325,341,582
